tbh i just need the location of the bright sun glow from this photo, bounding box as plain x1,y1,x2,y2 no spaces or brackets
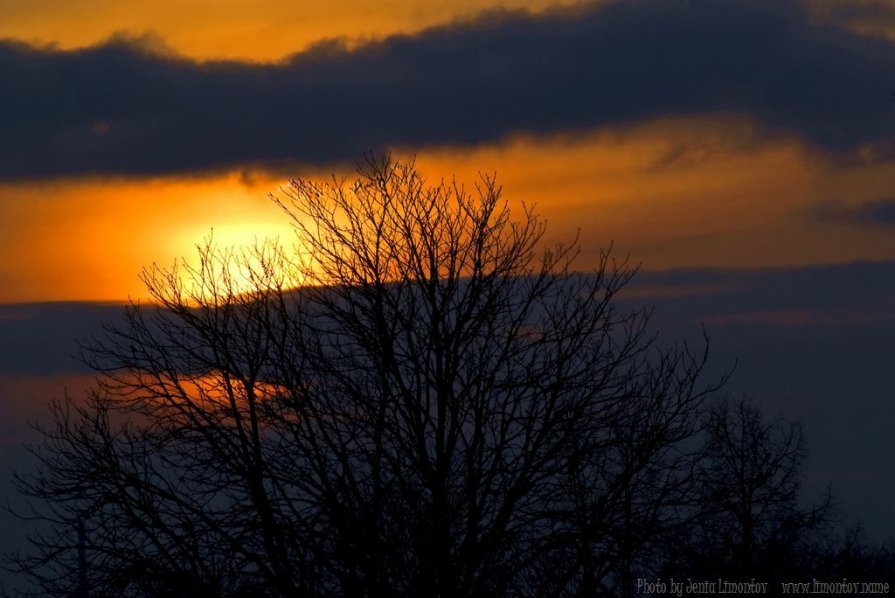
0,171,299,303
2,120,895,304
174,224,302,301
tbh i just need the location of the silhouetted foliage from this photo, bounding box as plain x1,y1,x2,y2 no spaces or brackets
10,157,721,596
813,525,895,583
661,396,833,584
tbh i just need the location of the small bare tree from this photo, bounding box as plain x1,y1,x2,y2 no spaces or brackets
667,396,832,582
9,156,717,596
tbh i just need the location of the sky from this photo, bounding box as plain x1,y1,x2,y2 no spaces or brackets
0,0,894,565
0,0,893,301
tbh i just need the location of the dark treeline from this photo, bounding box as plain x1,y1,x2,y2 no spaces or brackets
5,158,894,596
659,396,895,594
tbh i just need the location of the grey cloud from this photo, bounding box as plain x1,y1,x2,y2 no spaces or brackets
0,0,892,178
0,302,123,375
2,259,894,541
826,0,895,24
627,259,895,540
809,197,895,226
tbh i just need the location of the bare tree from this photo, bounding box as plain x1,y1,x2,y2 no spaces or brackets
666,396,832,581
9,156,717,596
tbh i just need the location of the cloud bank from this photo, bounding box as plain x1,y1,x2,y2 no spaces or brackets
810,197,895,227
0,0,893,178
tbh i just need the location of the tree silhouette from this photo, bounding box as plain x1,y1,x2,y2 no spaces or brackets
9,156,718,596
664,396,832,583
812,524,895,584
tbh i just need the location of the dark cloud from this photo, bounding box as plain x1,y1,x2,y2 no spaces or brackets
2,260,894,542
626,259,895,327
0,302,122,374
626,259,895,541
0,0,893,178
809,197,895,226
826,0,895,24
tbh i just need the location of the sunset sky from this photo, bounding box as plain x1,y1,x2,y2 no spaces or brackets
0,0,892,301
0,0,894,559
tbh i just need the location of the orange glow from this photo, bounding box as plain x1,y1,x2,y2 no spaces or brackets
806,0,895,42
0,171,296,303
118,370,289,415
0,0,587,62
163,233,306,305
0,1,888,64
406,116,895,271
1,116,893,304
